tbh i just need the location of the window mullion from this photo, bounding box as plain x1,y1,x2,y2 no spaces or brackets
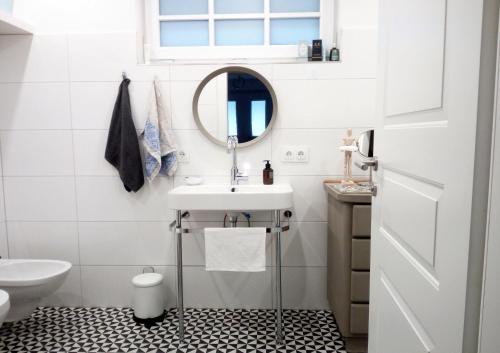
208,0,215,46
264,0,270,46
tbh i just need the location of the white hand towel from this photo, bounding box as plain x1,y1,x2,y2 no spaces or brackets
205,228,266,272
142,78,178,181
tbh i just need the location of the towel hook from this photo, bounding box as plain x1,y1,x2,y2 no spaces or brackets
122,71,127,80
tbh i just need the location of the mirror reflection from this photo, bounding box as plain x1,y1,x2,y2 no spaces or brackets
357,130,375,158
196,70,275,145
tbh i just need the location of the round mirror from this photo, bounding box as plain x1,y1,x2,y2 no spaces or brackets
193,67,277,147
357,130,375,158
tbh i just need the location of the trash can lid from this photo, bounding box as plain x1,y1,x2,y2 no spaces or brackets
132,273,163,288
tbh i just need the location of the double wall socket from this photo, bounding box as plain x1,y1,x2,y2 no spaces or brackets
281,146,309,163
177,150,189,163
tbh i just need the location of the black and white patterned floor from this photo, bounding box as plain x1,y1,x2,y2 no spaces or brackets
0,307,346,353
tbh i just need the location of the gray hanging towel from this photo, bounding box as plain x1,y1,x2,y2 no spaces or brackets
105,78,144,192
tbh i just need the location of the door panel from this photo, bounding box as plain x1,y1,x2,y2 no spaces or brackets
369,0,485,351
385,0,446,117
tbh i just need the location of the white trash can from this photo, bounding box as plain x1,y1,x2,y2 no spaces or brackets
132,272,165,322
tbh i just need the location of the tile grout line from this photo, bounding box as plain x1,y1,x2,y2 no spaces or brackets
65,33,84,306
0,134,10,259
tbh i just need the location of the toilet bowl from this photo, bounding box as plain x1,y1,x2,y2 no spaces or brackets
0,259,71,322
0,290,10,327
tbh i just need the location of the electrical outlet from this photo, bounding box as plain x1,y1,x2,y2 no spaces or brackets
177,150,189,163
281,146,295,162
295,146,309,163
281,146,310,163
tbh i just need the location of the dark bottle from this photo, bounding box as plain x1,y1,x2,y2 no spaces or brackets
263,160,274,185
330,44,340,62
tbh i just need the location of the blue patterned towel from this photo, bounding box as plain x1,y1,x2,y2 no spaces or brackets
141,79,178,181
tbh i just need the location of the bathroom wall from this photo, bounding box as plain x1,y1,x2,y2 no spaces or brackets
0,0,378,309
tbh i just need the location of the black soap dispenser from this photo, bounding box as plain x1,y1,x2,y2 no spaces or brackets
263,160,274,185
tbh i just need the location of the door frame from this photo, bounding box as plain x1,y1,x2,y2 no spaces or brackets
478,5,500,351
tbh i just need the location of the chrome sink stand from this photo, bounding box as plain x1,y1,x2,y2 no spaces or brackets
174,209,285,344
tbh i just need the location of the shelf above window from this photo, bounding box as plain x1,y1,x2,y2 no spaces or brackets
0,11,33,34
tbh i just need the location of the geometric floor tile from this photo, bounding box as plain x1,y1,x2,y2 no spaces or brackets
0,307,346,353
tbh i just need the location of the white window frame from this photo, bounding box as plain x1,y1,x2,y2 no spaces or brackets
144,0,335,61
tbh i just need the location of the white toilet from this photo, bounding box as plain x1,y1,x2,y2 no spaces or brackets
0,289,10,327
0,259,71,322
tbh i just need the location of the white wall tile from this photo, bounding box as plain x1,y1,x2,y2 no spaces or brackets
73,130,116,176
175,130,272,176
79,221,174,266
281,267,328,309
170,81,200,130
273,79,376,129
281,222,327,267
81,265,176,308
274,176,328,222
0,222,8,259
68,33,170,82
4,177,77,221
7,221,79,264
14,0,140,34
1,130,74,176
170,64,272,82
0,83,71,130
41,266,83,307
76,176,172,221
184,266,272,309
337,0,379,28
0,35,68,83
70,81,158,130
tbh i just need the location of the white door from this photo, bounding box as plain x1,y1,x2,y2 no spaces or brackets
369,0,486,352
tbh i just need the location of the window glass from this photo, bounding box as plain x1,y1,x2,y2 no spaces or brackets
214,0,264,14
215,20,264,46
160,21,209,47
159,0,208,15
251,101,266,137
270,18,319,45
270,0,320,13
227,101,238,136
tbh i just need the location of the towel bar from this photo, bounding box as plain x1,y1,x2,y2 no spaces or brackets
178,225,289,235
174,209,286,345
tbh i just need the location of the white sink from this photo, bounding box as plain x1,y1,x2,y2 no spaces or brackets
167,184,293,211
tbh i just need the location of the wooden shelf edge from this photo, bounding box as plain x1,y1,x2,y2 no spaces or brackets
0,11,34,35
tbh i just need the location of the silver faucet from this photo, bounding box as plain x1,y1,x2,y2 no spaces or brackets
227,136,248,185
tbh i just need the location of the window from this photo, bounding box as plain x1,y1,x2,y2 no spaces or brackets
146,0,335,60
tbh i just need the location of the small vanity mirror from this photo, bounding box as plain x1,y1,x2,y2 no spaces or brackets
357,130,375,158
193,67,277,147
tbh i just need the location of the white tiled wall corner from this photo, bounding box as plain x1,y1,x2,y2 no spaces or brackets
0,35,69,83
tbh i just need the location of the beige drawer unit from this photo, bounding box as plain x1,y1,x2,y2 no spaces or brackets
325,183,372,353
351,239,371,270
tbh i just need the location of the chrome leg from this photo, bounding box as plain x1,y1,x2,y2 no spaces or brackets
176,210,184,341
274,210,283,344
